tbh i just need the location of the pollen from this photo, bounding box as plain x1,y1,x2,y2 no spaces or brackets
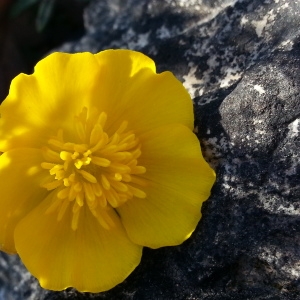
41,107,147,231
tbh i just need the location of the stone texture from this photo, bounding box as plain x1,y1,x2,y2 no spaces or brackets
1,0,300,299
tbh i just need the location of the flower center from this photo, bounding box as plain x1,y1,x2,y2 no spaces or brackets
41,107,147,230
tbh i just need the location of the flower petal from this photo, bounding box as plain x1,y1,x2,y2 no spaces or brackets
0,52,100,151
117,124,216,248
0,50,194,152
0,149,47,253
92,49,194,134
14,193,142,292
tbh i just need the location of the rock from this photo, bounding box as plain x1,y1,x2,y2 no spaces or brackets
1,0,300,299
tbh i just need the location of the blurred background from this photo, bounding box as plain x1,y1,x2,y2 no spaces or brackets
0,0,92,102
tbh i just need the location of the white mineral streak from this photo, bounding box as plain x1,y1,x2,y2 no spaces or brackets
180,0,239,35
253,84,266,94
279,39,294,50
258,245,300,279
288,118,299,138
182,65,203,97
220,67,242,88
240,15,248,25
251,15,269,37
182,0,240,98
251,9,276,38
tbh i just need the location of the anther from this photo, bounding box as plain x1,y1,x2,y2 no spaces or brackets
78,169,97,183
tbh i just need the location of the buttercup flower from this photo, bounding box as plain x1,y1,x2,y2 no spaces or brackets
0,49,215,292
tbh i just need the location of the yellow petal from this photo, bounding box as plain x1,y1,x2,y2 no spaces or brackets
117,124,216,248
0,50,193,152
0,52,100,151
0,149,47,253
14,193,142,292
92,49,194,134
139,124,216,202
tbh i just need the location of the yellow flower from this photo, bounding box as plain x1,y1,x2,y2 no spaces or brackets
0,49,215,292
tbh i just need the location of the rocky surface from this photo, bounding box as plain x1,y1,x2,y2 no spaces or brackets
1,0,300,299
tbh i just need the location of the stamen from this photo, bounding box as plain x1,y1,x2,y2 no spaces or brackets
87,197,98,210
106,152,132,161
68,173,76,183
128,185,147,198
90,134,108,153
79,107,88,122
109,133,120,145
60,151,72,161
84,150,92,157
49,164,63,176
127,159,138,168
85,107,98,135
101,174,110,190
130,176,148,187
110,180,128,192
45,196,62,214
41,107,146,230
118,194,128,203
74,182,82,192
68,185,77,201
54,170,65,180
114,173,123,181
109,163,131,173
94,211,110,230
48,139,64,149
41,162,57,170
115,120,128,134
126,140,139,149
71,205,80,231
102,210,116,228
98,194,107,207
43,147,61,162
62,142,75,151
91,156,111,167
122,173,131,182
82,156,92,165
76,191,84,207
114,143,128,152
57,188,69,199
97,112,107,128
75,117,86,142
63,160,70,171
63,178,70,186
42,180,63,191
90,124,103,145
74,144,88,153
57,200,70,221
74,159,84,169
78,169,97,183
131,166,147,174
83,182,95,202
131,148,142,159
121,133,136,144
105,189,119,208
98,144,117,155
92,183,103,197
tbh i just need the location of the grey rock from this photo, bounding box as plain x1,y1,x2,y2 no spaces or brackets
1,0,300,299
0,253,49,300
